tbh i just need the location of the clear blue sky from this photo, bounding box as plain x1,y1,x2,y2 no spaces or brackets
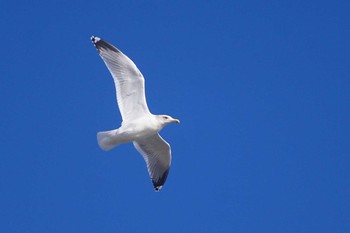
1,0,349,232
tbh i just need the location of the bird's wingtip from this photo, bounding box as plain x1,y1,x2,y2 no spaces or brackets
152,168,170,192
91,35,100,44
154,185,163,192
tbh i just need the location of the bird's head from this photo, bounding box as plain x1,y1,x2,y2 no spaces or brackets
157,115,180,126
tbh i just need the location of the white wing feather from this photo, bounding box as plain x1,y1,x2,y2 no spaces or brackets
91,36,151,122
133,134,171,191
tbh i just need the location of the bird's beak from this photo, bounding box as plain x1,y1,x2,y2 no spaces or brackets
173,118,180,123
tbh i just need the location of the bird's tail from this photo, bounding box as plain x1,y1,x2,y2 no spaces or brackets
97,129,122,151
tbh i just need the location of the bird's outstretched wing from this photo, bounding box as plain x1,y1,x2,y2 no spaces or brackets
133,134,172,191
91,36,151,122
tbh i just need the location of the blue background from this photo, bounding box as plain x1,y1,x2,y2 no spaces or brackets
1,0,349,232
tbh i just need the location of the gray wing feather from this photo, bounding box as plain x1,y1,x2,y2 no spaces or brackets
91,36,150,121
133,134,172,191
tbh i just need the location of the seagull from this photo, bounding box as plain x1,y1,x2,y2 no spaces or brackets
91,36,180,191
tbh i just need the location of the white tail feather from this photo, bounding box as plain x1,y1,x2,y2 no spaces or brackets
97,129,120,151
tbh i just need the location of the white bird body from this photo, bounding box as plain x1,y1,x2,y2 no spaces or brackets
91,36,179,191
97,115,163,149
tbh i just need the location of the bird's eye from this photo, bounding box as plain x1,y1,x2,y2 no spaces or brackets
163,116,168,119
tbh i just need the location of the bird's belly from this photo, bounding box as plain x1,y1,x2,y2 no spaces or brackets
120,122,157,140
134,125,157,138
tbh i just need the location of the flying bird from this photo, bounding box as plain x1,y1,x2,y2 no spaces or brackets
91,36,180,191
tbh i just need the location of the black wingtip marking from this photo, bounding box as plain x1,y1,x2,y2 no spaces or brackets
90,35,121,53
152,168,170,192
91,35,98,43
